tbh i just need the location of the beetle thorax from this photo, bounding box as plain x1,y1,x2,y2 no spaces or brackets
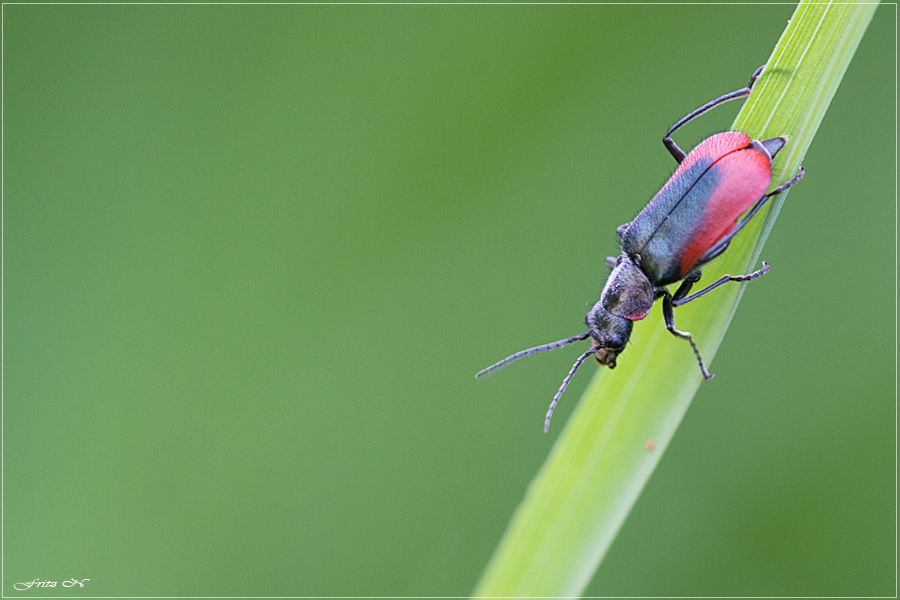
600,255,655,321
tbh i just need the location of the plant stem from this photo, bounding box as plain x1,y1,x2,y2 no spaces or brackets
472,2,879,597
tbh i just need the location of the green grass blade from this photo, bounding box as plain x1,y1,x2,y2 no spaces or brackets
472,2,879,597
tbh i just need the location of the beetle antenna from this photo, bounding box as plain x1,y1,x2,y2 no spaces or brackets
544,346,599,432
475,332,590,378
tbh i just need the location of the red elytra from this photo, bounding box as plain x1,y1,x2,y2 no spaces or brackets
670,133,774,276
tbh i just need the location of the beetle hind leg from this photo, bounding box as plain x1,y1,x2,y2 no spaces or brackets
697,166,805,265
663,65,765,164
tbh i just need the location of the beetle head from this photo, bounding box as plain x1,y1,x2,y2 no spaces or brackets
585,302,632,368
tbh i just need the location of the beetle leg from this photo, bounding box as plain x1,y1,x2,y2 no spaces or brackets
700,241,730,264
698,166,805,264
616,222,630,238
672,262,769,307
662,291,713,379
771,165,806,195
663,65,765,164
671,270,702,302
605,256,617,269
697,194,767,264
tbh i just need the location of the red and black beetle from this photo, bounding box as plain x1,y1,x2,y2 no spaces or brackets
477,65,805,431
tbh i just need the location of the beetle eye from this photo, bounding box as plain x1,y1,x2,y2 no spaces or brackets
608,335,624,349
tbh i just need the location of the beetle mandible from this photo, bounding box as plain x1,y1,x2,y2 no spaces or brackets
476,65,805,431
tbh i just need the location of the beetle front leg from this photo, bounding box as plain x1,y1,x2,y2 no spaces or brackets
662,291,713,379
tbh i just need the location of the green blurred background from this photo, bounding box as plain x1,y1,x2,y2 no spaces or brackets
4,4,894,597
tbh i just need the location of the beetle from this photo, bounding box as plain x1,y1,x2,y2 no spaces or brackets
476,65,805,431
